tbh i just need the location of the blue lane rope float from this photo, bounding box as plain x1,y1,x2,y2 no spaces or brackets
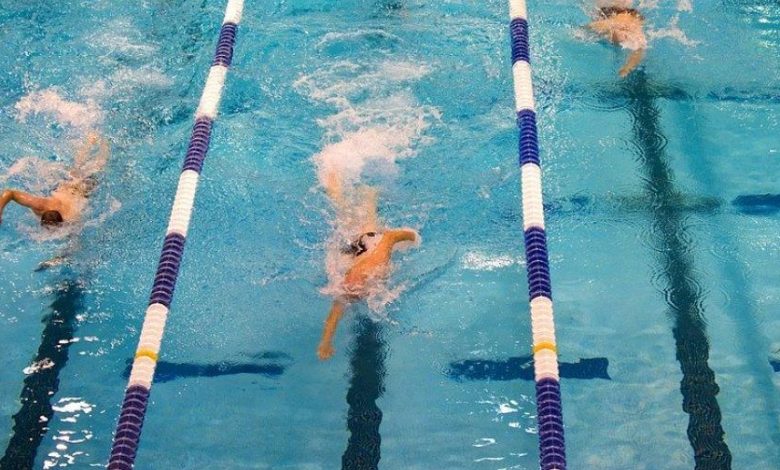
506,1,567,469
107,1,244,468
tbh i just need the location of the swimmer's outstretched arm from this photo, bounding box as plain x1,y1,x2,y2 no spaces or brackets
587,19,613,35
318,300,346,361
619,48,645,77
384,228,417,244
0,189,53,223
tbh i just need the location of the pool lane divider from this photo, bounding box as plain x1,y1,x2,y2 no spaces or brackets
507,1,567,469
107,1,244,468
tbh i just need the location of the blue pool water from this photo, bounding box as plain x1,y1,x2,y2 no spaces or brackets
1,0,779,468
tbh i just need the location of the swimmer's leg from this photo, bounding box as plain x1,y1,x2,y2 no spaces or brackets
356,186,379,233
323,170,349,213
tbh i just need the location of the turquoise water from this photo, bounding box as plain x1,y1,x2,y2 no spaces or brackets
1,0,779,468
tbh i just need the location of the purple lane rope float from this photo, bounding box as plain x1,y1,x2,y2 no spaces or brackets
507,1,567,469
107,1,244,468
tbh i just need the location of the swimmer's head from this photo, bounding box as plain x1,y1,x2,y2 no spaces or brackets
341,238,367,257
40,210,64,227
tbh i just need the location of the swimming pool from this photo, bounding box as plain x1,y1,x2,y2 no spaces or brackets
1,0,778,468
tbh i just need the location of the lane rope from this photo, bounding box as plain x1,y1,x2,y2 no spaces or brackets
507,1,567,469
107,1,244,468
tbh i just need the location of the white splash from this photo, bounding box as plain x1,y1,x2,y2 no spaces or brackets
462,251,522,271
648,15,700,47
1,156,69,192
85,67,172,101
313,93,436,187
15,89,102,130
677,0,693,12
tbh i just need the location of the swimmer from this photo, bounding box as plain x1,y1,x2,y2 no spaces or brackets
0,132,108,228
587,2,647,77
317,171,419,360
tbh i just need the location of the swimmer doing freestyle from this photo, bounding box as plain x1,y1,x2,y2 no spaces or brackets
317,171,419,360
0,131,108,227
588,1,648,77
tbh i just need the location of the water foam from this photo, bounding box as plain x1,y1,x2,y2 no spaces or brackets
15,89,102,131
1,157,69,193
648,15,700,47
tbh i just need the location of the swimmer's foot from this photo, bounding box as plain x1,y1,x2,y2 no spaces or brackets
35,255,70,272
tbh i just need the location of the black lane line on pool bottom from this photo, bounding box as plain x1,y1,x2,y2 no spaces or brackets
120,354,290,383
540,193,780,219
623,70,732,469
447,356,610,381
0,278,83,470
342,316,386,470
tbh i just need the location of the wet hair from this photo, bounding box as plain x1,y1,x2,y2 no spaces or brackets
341,237,368,256
599,7,643,20
40,210,64,227
340,232,377,257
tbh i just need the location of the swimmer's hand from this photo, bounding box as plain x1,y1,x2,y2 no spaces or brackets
317,341,335,361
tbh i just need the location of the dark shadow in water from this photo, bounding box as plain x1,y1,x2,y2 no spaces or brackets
770,360,780,373
731,194,780,216
623,70,732,469
342,316,386,470
0,277,83,470
447,356,610,382
120,353,290,383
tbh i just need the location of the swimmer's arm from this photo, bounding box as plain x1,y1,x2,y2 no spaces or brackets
317,300,346,361
619,48,645,77
384,229,418,244
0,190,53,223
587,19,613,35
